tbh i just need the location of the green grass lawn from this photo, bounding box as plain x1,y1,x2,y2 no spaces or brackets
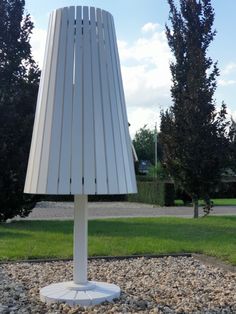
0,216,235,265
175,198,236,206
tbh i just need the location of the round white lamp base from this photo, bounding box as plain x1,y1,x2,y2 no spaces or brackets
40,281,121,306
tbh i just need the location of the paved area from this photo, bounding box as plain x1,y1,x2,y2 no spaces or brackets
15,201,236,220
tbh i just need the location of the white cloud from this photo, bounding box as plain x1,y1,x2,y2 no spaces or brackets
30,27,47,68
128,106,161,138
118,29,172,106
141,22,160,33
222,63,236,75
29,20,172,135
218,79,236,87
118,26,172,134
231,110,236,121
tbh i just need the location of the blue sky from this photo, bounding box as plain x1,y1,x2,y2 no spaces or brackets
25,0,236,137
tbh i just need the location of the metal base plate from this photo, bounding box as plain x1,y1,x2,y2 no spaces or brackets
40,281,121,306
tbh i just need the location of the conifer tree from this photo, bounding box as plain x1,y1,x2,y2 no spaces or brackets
0,0,40,221
160,0,229,218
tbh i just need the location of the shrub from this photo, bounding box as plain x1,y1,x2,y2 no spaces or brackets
128,179,175,206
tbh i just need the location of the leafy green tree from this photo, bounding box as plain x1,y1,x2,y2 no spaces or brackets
133,125,163,166
0,0,40,221
160,0,229,218
148,162,169,181
133,126,155,164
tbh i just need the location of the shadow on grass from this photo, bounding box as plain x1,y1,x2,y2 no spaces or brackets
0,221,73,234
1,217,235,245
88,218,236,242
0,230,29,239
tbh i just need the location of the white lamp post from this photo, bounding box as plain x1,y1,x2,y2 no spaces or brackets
24,6,137,306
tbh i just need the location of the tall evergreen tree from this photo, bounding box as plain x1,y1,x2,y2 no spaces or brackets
228,117,236,173
160,0,229,218
0,0,40,221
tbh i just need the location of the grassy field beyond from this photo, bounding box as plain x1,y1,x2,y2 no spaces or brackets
0,217,235,264
175,198,236,206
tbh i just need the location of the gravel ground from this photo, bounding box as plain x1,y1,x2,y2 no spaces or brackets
14,201,236,220
1,257,236,313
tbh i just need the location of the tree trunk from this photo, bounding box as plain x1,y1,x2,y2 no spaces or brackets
193,197,199,218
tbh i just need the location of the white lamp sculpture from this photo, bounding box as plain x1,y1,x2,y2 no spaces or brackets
24,6,137,306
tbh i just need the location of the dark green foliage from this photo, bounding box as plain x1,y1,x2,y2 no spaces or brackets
164,183,175,206
212,182,236,198
228,117,236,173
0,0,40,221
160,0,229,217
176,183,236,202
128,178,175,206
148,162,170,180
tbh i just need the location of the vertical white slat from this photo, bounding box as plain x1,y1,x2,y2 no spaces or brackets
24,13,53,193
71,6,83,194
83,6,96,194
97,8,119,194
30,11,57,193
46,8,68,194
58,7,75,194
90,7,108,194
109,15,137,193
37,9,62,193
107,12,134,193
102,10,127,194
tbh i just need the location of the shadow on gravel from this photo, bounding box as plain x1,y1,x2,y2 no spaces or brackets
0,221,73,234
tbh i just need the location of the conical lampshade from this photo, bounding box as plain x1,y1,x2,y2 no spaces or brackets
24,6,137,195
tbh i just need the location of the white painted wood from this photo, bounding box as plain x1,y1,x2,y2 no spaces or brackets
74,195,88,285
71,6,83,194
58,7,75,194
83,7,96,194
96,8,119,194
24,13,53,193
38,9,62,193
109,14,137,193
25,12,54,193
107,13,133,192
24,6,137,195
90,7,108,194
46,8,68,194
30,10,57,193
40,193,121,307
40,280,120,306
102,10,127,194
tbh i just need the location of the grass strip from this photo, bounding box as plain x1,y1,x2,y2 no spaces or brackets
175,198,236,206
0,216,235,265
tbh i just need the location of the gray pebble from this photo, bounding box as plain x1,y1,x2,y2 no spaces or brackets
0,257,236,313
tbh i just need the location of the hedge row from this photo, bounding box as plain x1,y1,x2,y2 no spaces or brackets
175,182,236,202
37,180,236,206
38,179,175,206
128,180,175,206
